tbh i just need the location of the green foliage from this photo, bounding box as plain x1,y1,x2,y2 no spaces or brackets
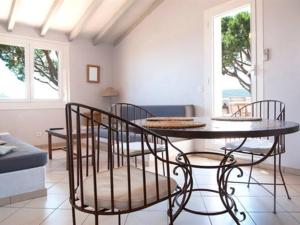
0,44,25,82
34,49,59,90
0,44,59,91
222,11,251,93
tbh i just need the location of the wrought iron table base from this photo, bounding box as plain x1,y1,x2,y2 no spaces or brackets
173,151,245,223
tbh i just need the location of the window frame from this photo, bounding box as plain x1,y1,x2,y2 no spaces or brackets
203,0,264,117
0,34,69,110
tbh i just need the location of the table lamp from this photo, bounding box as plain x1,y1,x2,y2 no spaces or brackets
101,87,119,108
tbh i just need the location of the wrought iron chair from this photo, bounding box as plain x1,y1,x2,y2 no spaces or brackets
222,100,288,212
65,103,191,225
110,103,166,168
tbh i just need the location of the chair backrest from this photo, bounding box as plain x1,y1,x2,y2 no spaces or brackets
65,103,174,215
231,100,285,121
110,103,155,125
232,100,285,153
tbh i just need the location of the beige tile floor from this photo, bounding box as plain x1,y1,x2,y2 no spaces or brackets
2,150,300,225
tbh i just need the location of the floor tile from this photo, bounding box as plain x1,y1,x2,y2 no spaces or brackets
83,214,127,225
290,213,300,223
174,212,211,225
184,196,207,213
142,200,168,211
289,185,300,195
25,194,68,209
237,196,284,212
125,211,167,225
277,197,300,212
4,200,30,208
264,185,299,197
209,212,255,225
250,212,299,225
282,175,300,185
228,183,271,197
47,183,69,195
5,151,300,225
203,196,244,214
0,208,18,223
58,199,72,209
45,173,66,183
0,208,53,225
40,209,88,225
45,183,56,189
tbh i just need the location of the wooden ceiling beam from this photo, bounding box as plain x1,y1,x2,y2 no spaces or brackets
7,0,20,31
114,0,164,46
40,0,64,36
93,0,136,45
69,0,105,41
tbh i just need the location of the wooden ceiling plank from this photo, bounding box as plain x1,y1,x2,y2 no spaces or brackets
69,0,105,41
93,0,136,45
40,0,64,36
7,0,21,31
114,0,164,46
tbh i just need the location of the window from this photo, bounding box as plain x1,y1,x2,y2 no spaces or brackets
0,35,69,109
204,0,263,117
0,43,26,100
203,0,263,150
33,48,60,99
213,5,253,116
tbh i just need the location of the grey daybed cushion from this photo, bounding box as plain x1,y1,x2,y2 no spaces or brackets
98,128,141,142
0,134,47,173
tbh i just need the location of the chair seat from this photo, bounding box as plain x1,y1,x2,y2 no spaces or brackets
114,142,166,157
225,138,274,154
81,166,177,211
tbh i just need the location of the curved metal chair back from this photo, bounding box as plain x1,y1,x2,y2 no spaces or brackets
65,103,184,225
110,103,154,125
110,103,160,153
232,100,285,154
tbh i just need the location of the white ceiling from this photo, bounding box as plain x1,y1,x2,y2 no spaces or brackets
0,0,163,45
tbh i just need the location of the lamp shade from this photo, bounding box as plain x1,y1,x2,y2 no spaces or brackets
101,87,119,97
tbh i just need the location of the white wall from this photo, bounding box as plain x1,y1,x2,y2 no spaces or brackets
113,0,300,169
0,25,114,145
263,0,300,169
113,0,227,115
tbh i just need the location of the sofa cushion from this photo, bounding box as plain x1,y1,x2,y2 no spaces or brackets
119,105,195,121
142,105,193,117
98,128,141,142
0,134,47,173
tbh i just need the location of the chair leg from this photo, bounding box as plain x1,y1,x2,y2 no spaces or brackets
247,154,254,188
107,149,110,170
279,153,291,199
162,151,166,176
97,143,100,172
72,207,76,225
273,154,277,214
168,198,174,225
135,156,137,167
95,215,99,225
118,214,121,225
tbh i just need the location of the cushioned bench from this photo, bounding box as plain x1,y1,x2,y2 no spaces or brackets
46,105,195,161
120,104,195,121
0,133,47,206
0,134,47,173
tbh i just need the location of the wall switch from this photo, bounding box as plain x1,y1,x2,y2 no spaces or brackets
264,48,270,61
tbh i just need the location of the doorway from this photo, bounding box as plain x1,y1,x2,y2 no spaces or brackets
203,0,263,149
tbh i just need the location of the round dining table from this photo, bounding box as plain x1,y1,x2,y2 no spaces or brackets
143,117,299,139
140,117,300,225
